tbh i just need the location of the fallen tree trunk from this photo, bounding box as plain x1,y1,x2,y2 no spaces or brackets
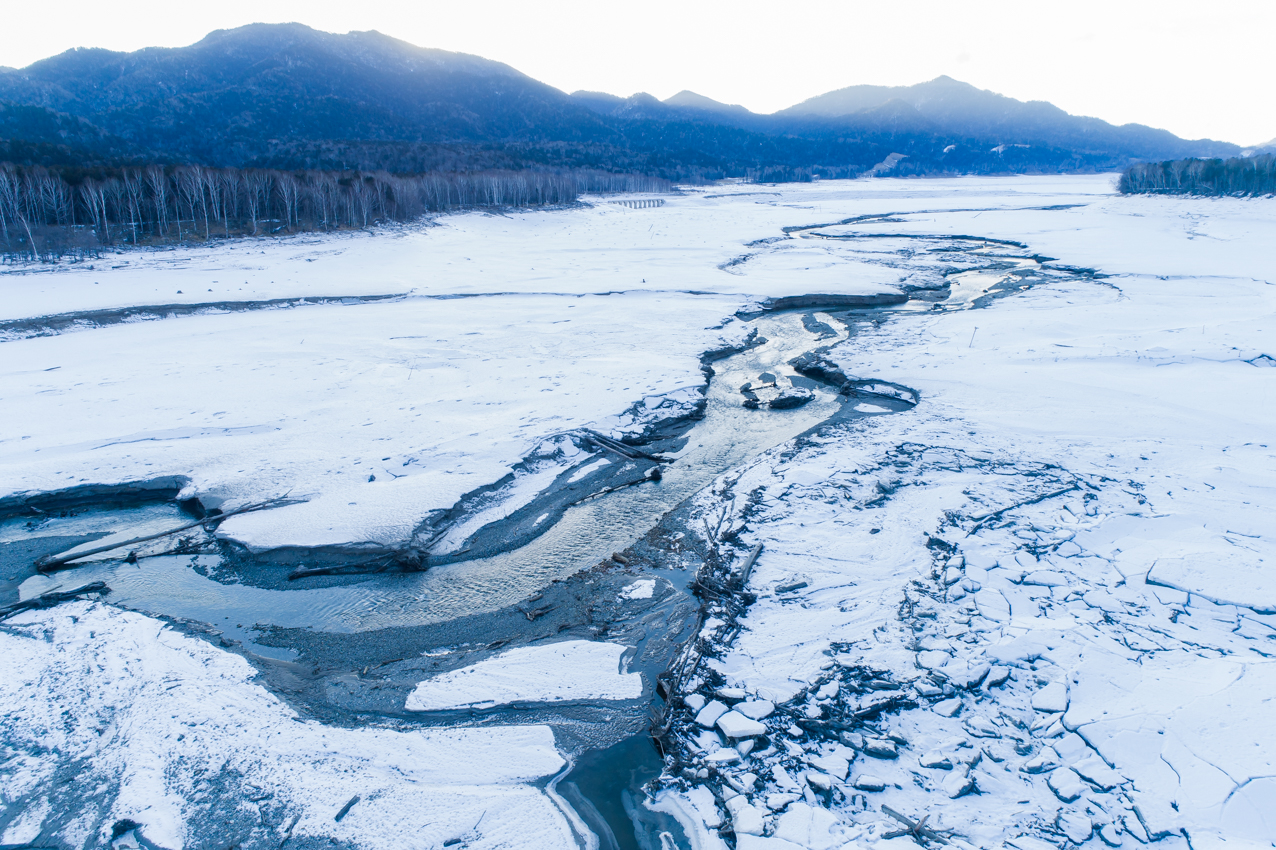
580,429,669,462
737,542,763,586
0,581,110,620
35,497,295,572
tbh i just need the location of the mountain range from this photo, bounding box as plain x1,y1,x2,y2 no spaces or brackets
0,23,1240,180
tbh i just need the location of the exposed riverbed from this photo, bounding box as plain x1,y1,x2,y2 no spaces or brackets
0,183,1128,850
1,305,909,849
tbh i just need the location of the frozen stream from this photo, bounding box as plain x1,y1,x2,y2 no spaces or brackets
14,309,876,638
2,304,919,850
1,229,1026,849
0,216,1062,849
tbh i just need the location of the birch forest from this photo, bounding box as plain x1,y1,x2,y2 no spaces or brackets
1119,154,1275,196
0,164,671,261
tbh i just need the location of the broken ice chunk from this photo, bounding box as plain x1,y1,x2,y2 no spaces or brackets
725,796,765,836
948,661,991,689
718,687,748,700
1083,589,1123,613
1038,718,1065,738
918,650,951,669
1099,823,1123,846
772,764,801,791
806,771,833,791
941,770,975,798
774,802,843,850
696,699,729,727
933,697,962,717
766,792,800,811
684,693,706,712
1007,836,1058,850
985,665,1011,687
737,699,775,720
1021,746,1061,774
962,714,1001,738
1047,767,1087,802
861,737,899,759
808,754,849,780
706,748,741,765
693,730,721,752
736,738,756,756
852,774,886,791
1052,732,1090,763
1058,811,1093,843
1071,755,1125,791
1122,814,1148,843
919,750,953,770
1023,571,1068,587
914,681,944,697
717,710,767,738
1031,682,1069,713
619,579,656,600
816,681,840,700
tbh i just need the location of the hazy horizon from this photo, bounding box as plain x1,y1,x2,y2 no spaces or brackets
3,0,1273,148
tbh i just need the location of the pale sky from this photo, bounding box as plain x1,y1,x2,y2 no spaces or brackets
3,0,1273,147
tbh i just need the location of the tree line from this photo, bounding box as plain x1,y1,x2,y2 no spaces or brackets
1119,154,1275,196
0,163,671,261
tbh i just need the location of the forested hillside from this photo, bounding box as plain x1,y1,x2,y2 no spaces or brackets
0,24,1239,182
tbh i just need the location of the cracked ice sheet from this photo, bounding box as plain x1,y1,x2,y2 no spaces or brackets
405,640,642,711
670,188,1276,847
0,602,575,850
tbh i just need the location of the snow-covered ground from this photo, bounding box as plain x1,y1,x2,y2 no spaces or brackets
0,192,911,552
653,186,1276,850
0,602,575,850
2,176,1274,849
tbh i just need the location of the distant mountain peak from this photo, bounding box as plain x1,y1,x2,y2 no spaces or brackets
662,90,753,116
0,26,1241,177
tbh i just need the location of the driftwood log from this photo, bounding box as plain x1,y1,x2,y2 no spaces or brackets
881,805,954,845
35,497,295,573
738,542,763,586
580,429,669,463
0,581,111,620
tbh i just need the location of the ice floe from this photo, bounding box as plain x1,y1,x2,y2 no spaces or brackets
405,639,642,711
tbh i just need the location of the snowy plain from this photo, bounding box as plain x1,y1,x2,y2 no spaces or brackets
1,175,1274,849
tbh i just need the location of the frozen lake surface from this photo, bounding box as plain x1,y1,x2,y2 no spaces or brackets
1,176,1274,850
